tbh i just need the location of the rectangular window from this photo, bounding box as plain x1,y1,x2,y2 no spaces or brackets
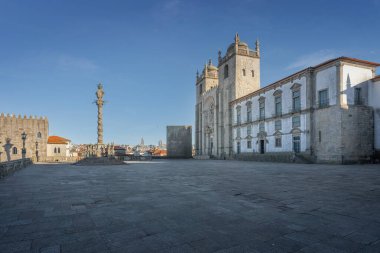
247,125,251,136
292,90,301,112
318,89,329,108
354,88,362,105
259,122,265,132
293,136,301,153
236,107,241,124
275,136,282,147
224,65,229,79
251,70,255,77
275,120,282,130
247,103,252,122
259,100,265,120
237,141,241,154
199,84,203,95
242,69,246,76
292,116,300,128
275,96,282,116
247,140,252,149
237,127,241,138
319,131,322,143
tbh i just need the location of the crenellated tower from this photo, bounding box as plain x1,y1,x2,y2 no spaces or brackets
0,113,49,162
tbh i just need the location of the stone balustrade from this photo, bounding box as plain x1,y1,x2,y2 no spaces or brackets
0,158,32,179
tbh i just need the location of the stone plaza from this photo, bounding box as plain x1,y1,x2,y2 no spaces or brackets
0,160,380,253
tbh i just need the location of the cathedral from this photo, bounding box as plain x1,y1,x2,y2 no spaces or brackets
195,34,380,163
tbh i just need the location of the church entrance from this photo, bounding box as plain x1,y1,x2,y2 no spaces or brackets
260,140,265,154
208,136,213,156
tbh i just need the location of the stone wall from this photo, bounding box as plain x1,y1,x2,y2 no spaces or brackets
0,158,32,179
313,106,343,163
341,106,373,163
313,105,374,164
0,113,48,162
45,156,79,163
167,126,192,158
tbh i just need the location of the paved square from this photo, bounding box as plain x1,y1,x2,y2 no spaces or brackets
1,160,380,253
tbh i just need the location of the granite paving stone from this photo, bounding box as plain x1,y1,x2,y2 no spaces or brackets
0,160,379,252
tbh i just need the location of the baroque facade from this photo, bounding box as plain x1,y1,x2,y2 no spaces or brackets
195,34,380,163
0,113,48,162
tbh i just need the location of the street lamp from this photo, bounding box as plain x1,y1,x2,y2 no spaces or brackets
21,132,27,159
0,140,3,162
35,141,39,162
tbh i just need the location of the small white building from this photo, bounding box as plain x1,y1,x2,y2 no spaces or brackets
47,136,72,162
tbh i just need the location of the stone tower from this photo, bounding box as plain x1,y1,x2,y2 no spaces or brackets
217,33,261,157
195,33,261,158
96,83,104,145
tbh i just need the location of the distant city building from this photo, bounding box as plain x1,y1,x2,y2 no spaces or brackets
0,113,48,162
114,146,127,156
195,34,380,163
152,149,167,157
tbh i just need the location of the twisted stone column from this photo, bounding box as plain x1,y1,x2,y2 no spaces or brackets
96,83,104,145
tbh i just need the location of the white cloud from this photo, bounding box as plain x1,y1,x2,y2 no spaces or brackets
58,55,99,71
286,50,338,70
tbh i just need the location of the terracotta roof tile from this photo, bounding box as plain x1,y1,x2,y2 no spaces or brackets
48,136,70,144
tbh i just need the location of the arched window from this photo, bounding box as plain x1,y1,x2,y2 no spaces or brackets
224,65,229,79
54,147,57,153
37,132,42,138
12,147,17,155
58,148,61,154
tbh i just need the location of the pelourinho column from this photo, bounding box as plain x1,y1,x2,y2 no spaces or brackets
96,83,104,146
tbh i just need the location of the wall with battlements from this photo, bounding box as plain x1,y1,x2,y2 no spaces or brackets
0,113,49,162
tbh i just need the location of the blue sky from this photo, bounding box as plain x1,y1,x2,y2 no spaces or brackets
1,0,379,145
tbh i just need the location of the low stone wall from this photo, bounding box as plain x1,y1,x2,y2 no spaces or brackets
234,152,314,163
193,155,210,160
0,158,32,179
45,156,79,163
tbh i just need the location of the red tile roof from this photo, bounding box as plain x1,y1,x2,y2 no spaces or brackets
48,136,70,144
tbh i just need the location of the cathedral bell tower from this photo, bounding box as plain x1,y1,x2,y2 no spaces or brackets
217,33,261,156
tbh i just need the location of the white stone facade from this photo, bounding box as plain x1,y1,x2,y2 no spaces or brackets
195,35,380,163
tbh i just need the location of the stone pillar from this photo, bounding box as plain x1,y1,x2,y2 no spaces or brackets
96,83,104,145
95,83,105,158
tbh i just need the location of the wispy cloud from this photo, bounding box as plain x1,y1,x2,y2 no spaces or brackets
162,0,181,16
286,50,339,70
57,55,99,71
